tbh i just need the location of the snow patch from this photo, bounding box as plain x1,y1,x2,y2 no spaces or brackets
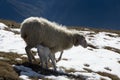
0,23,120,79
0,29,26,54
0,23,8,29
46,76,70,80
15,58,22,61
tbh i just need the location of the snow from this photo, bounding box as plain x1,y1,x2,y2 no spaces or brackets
46,76,70,80
11,28,20,32
19,75,30,80
56,46,120,78
0,28,26,54
0,57,4,60
86,32,120,49
0,23,8,29
0,23,120,80
15,58,22,61
73,72,111,80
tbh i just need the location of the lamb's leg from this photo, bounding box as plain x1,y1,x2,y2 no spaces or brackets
37,47,43,67
45,60,48,69
25,46,33,63
49,53,57,71
56,51,63,62
38,53,43,67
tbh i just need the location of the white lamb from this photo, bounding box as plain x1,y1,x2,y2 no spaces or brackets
37,45,56,70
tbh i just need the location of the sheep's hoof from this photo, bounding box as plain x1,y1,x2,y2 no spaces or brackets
56,59,61,62
28,60,38,64
28,60,32,63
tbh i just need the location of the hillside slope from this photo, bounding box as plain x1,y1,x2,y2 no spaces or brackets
0,22,120,80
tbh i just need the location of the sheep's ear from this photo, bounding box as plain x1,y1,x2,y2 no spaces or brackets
74,34,82,46
74,34,87,48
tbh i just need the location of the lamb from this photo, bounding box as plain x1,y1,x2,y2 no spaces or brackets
37,45,56,70
20,17,87,69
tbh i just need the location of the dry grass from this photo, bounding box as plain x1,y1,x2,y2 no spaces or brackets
0,61,19,80
0,19,21,35
59,66,77,73
104,67,112,71
83,68,93,73
83,68,120,80
69,26,120,36
106,33,119,37
0,51,38,64
0,52,40,80
84,64,90,67
118,61,120,64
0,19,20,28
104,46,120,54
0,52,23,64
88,43,98,49
97,72,120,80
61,58,68,61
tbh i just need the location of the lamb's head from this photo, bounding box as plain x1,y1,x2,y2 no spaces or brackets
73,34,87,48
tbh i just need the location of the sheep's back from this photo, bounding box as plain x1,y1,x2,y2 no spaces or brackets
21,17,74,51
21,19,44,46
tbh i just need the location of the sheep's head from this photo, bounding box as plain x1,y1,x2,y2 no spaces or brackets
74,34,87,48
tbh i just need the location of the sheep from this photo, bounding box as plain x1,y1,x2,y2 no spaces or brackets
20,17,87,69
37,45,56,70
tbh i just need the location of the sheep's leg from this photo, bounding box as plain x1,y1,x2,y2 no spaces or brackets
49,53,57,71
56,51,63,62
25,45,36,63
25,46,33,63
37,48,43,67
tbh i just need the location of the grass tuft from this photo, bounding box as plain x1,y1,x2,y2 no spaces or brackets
83,68,93,73
84,64,90,67
104,67,112,71
88,43,98,49
97,72,120,80
0,19,20,28
104,46,120,54
118,61,120,64
0,52,22,64
0,61,19,80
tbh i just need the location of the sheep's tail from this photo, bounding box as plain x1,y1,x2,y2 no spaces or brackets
20,27,27,40
21,32,27,40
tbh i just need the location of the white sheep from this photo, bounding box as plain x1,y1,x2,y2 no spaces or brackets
37,45,56,70
20,17,87,70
